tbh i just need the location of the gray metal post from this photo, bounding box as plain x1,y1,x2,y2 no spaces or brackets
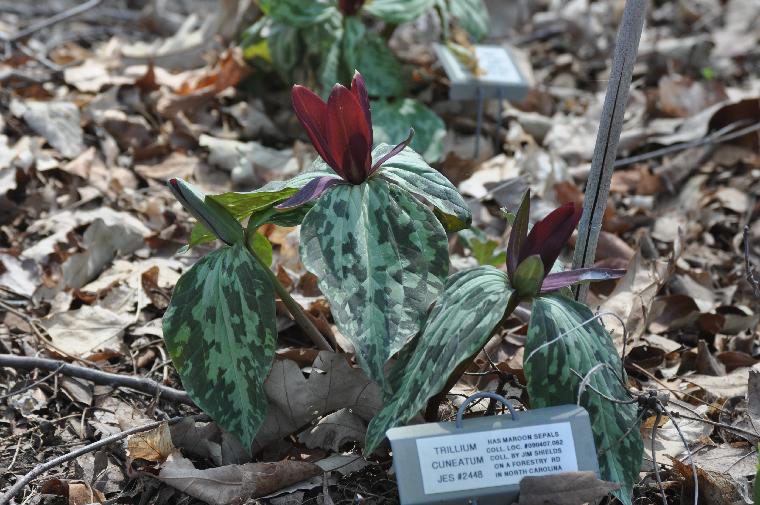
572,0,647,302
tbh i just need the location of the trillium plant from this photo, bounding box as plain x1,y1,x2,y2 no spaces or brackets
164,72,644,504
242,0,490,161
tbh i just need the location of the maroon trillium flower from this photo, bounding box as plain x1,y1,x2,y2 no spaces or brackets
339,0,365,16
506,190,626,294
277,71,413,209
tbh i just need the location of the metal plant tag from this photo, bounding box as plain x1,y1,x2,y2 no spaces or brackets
387,394,598,505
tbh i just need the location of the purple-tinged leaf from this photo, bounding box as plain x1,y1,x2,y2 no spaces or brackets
540,267,626,293
523,202,583,275
292,85,338,174
370,128,414,174
506,190,531,280
275,176,345,209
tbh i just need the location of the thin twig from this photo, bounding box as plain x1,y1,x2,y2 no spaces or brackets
0,354,195,406
0,363,64,400
0,414,199,504
666,412,699,505
744,225,760,297
650,410,667,505
1,0,104,43
465,120,760,206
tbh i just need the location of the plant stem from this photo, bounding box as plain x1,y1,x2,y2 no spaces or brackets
244,240,333,352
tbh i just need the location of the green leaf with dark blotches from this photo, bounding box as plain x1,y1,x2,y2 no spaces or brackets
163,243,277,451
364,0,436,23
374,144,470,231
371,99,446,162
524,295,643,505
259,0,337,27
458,228,506,267
365,266,513,452
447,0,490,40
513,254,544,299
188,165,335,247
354,34,406,98
299,178,448,388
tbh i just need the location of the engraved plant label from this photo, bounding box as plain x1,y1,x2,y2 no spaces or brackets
415,422,578,495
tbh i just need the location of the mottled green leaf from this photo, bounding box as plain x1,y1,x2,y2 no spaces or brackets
189,166,335,247
524,295,643,505
513,255,544,299
259,0,337,27
354,34,406,98
448,0,490,40
365,266,513,452
364,0,436,23
341,16,365,78
374,143,470,231
458,228,506,267
371,99,446,162
163,243,277,451
300,179,448,388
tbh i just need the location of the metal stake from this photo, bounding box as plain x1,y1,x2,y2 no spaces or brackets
572,0,647,302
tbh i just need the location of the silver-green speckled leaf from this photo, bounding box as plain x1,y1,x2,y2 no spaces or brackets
365,266,514,452
163,243,277,451
300,178,448,388
374,144,471,231
189,165,335,247
364,0,436,23
524,295,643,505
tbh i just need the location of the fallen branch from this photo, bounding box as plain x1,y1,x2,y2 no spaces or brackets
0,354,195,406
0,414,203,505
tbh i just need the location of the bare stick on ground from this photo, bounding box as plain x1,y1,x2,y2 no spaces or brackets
572,0,647,302
0,414,202,505
0,354,195,406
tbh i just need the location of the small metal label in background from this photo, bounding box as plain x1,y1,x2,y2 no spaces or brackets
388,404,598,505
433,44,530,101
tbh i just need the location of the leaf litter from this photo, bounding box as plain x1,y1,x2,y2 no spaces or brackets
0,0,758,504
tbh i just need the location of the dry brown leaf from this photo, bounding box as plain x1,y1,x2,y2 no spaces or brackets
297,408,367,451
155,451,321,504
253,351,383,453
517,471,620,505
40,305,131,360
671,455,745,505
40,479,106,505
600,249,675,349
127,422,175,463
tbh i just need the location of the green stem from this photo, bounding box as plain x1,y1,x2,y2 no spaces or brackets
244,239,333,352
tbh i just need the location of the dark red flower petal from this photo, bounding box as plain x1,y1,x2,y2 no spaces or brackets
292,85,340,176
351,71,372,143
370,128,414,174
325,84,372,184
539,267,626,293
276,176,345,209
339,0,364,16
506,190,531,281
521,202,583,275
